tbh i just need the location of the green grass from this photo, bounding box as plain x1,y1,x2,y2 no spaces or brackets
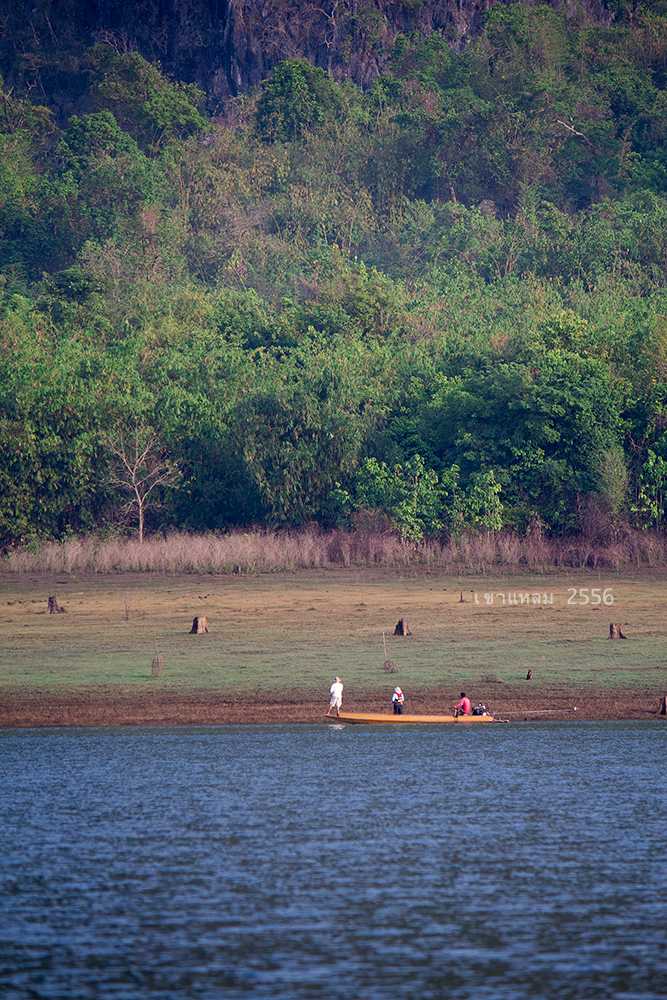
0,569,665,693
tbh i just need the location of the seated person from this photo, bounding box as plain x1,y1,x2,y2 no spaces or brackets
453,692,472,717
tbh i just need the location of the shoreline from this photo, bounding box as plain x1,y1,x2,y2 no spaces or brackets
1,685,664,728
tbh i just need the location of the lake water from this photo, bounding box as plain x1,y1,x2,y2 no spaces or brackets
1,722,665,999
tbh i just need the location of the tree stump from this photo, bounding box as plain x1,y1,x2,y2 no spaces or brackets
383,659,398,673
190,615,209,634
526,670,533,680
48,595,65,614
659,695,667,717
393,618,411,636
609,623,627,639
151,655,164,677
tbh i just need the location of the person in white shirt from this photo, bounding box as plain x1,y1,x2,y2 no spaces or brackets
326,676,344,717
391,686,405,715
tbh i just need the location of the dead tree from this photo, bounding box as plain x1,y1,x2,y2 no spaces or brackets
316,0,341,73
105,425,180,543
555,119,595,148
609,623,627,639
190,616,209,634
393,618,412,636
48,595,65,614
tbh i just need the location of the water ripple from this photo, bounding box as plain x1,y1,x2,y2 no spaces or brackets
0,722,665,998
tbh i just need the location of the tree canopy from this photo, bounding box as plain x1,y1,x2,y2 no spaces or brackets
1,4,666,545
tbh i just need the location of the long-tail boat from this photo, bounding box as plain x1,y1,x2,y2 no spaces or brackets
327,711,500,725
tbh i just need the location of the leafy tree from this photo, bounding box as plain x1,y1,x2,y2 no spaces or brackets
0,299,117,542
418,352,625,532
631,450,667,529
256,59,342,142
352,454,444,541
84,45,207,149
237,337,386,524
459,471,504,533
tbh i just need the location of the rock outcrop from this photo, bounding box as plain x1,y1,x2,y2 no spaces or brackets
0,0,619,102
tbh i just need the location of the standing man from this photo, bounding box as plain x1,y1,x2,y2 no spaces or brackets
326,676,344,717
453,692,472,717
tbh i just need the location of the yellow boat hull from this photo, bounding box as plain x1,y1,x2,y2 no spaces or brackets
329,711,497,725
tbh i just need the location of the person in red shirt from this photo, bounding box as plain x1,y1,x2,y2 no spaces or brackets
454,692,472,717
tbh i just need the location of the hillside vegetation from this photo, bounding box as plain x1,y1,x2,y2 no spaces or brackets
1,3,666,550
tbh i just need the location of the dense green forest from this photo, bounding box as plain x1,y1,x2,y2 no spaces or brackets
1,2,666,547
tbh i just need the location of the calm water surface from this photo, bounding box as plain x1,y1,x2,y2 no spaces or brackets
1,722,665,999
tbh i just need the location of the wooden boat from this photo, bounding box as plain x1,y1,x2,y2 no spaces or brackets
327,711,497,725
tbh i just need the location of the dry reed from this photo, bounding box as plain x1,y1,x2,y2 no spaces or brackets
3,528,666,576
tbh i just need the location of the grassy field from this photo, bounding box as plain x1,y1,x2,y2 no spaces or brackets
0,569,665,695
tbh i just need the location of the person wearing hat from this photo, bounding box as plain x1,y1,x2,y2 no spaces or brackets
326,676,344,717
391,686,405,715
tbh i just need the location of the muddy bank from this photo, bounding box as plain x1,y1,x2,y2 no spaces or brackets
0,685,664,728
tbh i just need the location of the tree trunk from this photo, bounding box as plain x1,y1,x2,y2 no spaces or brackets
138,501,144,544
659,695,666,717
190,615,209,634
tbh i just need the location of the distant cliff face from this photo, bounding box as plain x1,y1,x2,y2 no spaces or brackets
1,0,617,102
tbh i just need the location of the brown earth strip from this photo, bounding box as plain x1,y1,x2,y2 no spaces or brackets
0,685,664,728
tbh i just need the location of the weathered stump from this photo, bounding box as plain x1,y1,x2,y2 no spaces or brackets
526,669,533,680
151,655,164,677
393,618,412,637
48,595,65,614
190,615,209,634
659,695,667,717
609,623,627,639
383,659,398,674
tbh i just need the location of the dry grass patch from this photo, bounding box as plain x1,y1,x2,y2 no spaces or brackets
4,528,666,576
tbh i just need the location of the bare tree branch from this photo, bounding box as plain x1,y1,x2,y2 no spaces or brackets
104,425,180,543
555,119,594,148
